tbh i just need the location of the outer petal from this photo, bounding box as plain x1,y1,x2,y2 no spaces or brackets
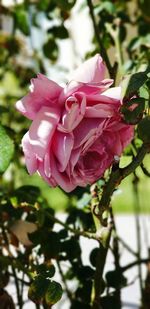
69,54,106,83
16,74,63,120
52,131,74,172
29,106,60,159
22,132,38,174
38,160,57,187
102,86,121,101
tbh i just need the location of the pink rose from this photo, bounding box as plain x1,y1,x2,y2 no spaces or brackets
16,55,133,192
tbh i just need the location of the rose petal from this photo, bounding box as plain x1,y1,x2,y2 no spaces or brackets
29,106,60,159
22,132,38,174
102,86,121,101
69,54,106,83
38,160,57,187
85,104,115,118
62,79,114,98
16,74,62,120
73,118,106,149
58,95,86,133
51,154,76,192
53,131,74,172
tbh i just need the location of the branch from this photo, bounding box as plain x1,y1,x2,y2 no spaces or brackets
46,211,99,241
87,0,114,79
117,236,138,257
99,143,149,209
122,258,150,272
141,162,150,177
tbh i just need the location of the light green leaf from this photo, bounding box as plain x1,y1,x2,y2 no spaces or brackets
0,125,14,173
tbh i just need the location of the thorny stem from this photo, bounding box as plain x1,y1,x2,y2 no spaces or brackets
100,143,149,209
133,172,143,303
57,261,72,301
140,162,150,177
91,143,149,308
87,0,114,79
110,210,121,309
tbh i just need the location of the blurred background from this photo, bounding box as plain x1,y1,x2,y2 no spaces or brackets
0,0,150,308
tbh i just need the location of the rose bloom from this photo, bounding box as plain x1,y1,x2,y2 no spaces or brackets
16,55,133,192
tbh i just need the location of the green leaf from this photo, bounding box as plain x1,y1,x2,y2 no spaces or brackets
0,124,14,173
11,185,41,205
43,38,58,61
28,276,49,304
121,72,148,99
90,248,99,268
61,237,81,261
14,8,30,36
0,106,8,113
106,270,127,289
137,116,150,143
55,0,76,10
45,281,63,306
29,229,61,258
121,97,145,124
37,0,50,10
95,1,116,15
36,264,55,278
48,25,69,39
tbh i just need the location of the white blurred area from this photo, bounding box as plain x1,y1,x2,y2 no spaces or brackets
1,0,94,85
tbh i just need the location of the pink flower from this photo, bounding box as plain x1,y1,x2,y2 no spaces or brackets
16,55,134,192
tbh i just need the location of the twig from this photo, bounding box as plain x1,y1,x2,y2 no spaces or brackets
8,272,30,286
46,211,99,241
1,226,23,308
57,261,72,301
141,162,150,177
117,236,138,257
122,258,150,272
87,0,114,79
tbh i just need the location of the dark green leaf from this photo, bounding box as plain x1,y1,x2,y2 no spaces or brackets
48,25,69,39
36,264,55,278
28,276,49,304
106,270,127,289
137,116,150,143
43,38,58,61
55,0,76,10
0,106,8,113
90,248,99,268
45,281,63,305
0,124,14,173
121,72,148,99
61,237,81,261
11,185,40,205
121,97,145,124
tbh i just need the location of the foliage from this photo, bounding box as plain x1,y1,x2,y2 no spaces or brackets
0,0,150,309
